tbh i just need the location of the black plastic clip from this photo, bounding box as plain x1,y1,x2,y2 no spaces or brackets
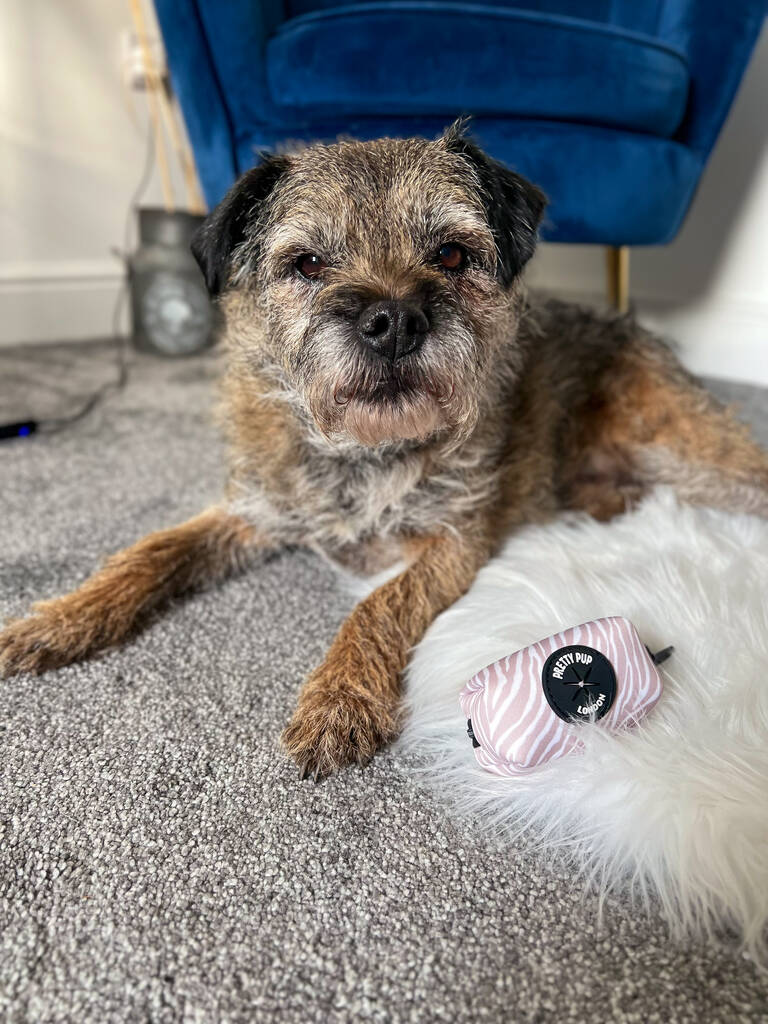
646,645,674,666
466,719,481,748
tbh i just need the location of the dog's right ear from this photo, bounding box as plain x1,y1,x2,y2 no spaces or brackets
191,154,290,298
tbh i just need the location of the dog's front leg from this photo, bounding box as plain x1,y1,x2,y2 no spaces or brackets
282,530,490,779
0,508,268,676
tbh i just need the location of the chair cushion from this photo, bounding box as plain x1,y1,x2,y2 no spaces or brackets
266,3,689,138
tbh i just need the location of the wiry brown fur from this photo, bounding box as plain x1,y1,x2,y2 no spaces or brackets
2,127,768,779
0,510,261,674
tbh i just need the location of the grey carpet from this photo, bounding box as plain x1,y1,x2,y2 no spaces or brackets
1,339,767,1024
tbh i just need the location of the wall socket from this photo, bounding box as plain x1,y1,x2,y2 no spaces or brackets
120,29,167,91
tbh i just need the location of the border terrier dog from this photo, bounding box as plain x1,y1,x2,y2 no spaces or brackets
2,124,768,778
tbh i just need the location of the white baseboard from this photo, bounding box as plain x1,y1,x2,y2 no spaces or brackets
535,287,768,388
637,296,768,388
0,261,126,346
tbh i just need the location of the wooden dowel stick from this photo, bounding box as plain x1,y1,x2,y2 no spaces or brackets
127,0,175,212
156,85,206,214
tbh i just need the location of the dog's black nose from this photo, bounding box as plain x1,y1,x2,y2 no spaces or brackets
357,301,429,362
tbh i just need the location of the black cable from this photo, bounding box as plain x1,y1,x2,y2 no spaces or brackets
37,282,132,434
1,121,157,441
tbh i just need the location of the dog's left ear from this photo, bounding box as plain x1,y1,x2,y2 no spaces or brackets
442,124,547,286
191,154,291,297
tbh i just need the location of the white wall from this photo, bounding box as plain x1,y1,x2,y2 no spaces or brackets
0,0,186,344
1,4,766,384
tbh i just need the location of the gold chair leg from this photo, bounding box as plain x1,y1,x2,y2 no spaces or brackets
605,246,630,313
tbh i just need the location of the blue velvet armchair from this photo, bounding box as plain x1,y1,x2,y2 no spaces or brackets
155,0,765,249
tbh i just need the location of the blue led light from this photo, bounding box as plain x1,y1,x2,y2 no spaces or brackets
18,425,31,437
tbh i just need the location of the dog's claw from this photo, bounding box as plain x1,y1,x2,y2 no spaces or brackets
297,761,324,783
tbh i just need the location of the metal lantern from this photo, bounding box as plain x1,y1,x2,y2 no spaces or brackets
129,208,212,357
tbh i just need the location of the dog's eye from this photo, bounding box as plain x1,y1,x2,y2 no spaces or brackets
295,254,328,280
437,243,467,272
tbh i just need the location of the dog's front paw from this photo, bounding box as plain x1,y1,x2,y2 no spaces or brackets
0,604,87,677
281,673,400,780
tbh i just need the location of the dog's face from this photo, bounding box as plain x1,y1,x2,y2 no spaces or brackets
193,125,546,447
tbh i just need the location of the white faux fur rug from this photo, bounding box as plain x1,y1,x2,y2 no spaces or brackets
399,489,768,959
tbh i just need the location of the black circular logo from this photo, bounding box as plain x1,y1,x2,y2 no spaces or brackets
542,645,617,723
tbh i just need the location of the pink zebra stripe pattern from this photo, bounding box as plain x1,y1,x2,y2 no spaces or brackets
459,617,664,776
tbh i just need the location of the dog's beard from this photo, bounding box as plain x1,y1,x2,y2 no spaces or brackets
305,327,480,448
340,387,447,447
